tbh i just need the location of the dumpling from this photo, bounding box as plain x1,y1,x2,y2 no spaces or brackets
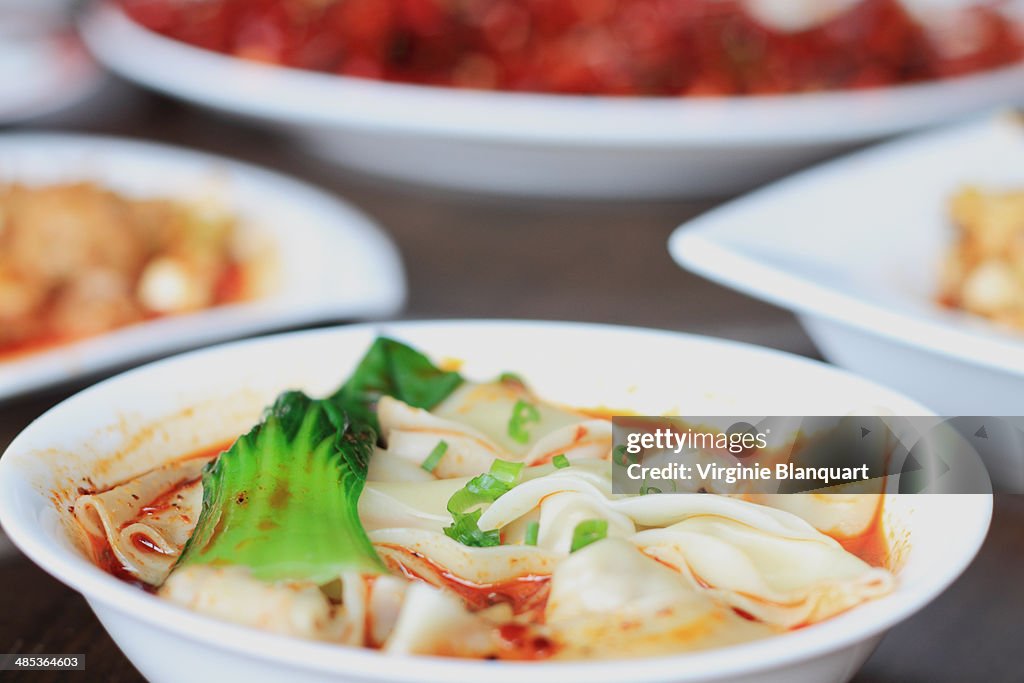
742,493,882,539
431,381,592,457
378,395,504,478
160,566,415,648
545,538,772,658
359,478,469,533
383,583,503,657
546,538,694,620
377,383,613,479
366,444,436,483
159,566,354,642
634,515,893,628
476,463,616,532
531,492,635,553
365,575,410,647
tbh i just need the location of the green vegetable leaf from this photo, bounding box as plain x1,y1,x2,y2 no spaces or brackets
174,391,385,584
507,399,541,445
570,519,609,552
331,337,463,434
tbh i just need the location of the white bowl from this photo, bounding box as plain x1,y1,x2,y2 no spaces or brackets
0,134,405,399
0,321,991,683
669,114,1024,487
79,2,1024,199
0,3,106,123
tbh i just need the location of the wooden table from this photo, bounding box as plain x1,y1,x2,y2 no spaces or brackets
1,93,1021,682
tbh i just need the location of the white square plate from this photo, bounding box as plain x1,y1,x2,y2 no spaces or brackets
670,114,1024,486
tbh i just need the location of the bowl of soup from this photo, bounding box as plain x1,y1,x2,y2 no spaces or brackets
0,321,992,683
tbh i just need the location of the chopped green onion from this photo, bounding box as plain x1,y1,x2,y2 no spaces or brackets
446,460,524,514
570,519,609,553
489,458,525,484
552,454,570,469
499,372,525,385
420,440,448,473
613,444,642,466
446,474,504,514
443,459,525,547
508,400,541,444
524,521,540,546
443,510,501,547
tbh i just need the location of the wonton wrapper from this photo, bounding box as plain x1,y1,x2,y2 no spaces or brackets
74,457,207,586
372,527,561,585
742,493,882,539
360,477,469,533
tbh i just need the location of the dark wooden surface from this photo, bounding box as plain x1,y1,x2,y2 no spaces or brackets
1,89,1022,682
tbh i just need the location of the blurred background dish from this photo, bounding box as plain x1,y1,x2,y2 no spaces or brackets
670,114,1024,488
938,184,1024,327
0,0,106,124
81,0,1024,198
1,181,251,355
0,134,405,400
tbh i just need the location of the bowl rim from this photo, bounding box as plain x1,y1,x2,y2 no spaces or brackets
0,320,993,682
80,1,1024,148
668,115,1024,383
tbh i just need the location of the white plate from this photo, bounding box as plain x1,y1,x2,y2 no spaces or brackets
0,134,405,400
670,114,1024,487
80,2,1024,199
0,320,991,683
0,3,105,123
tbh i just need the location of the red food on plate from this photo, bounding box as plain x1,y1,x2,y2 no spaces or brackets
119,0,1023,95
